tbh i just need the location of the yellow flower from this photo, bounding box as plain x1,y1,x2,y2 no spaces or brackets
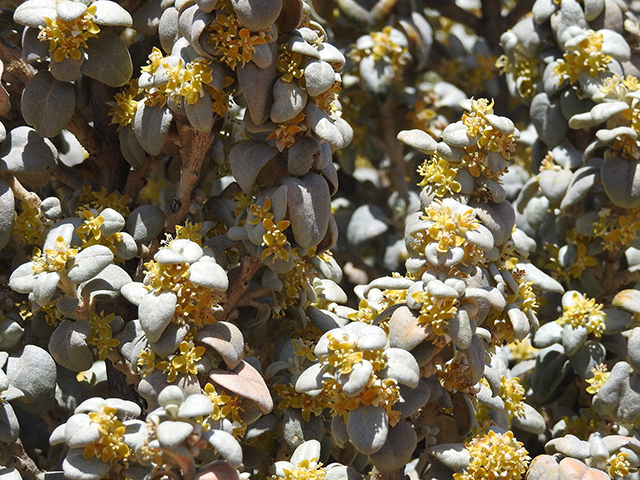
87,312,119,361
280,458,326,480
38,6,100,62
417,156,461,197
586,364,609,394
262,218,291,262
84,405,130,464
156,341,206,382
417,199,480,254
553,30,611,84
608,452,631,478
203,383,246,438
454,430,530,480
109,81,140,129
32,236,78,274
557,292,606,337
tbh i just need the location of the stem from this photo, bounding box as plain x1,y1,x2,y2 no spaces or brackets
89,80,130,192
220,254,263,321
164,117,213,231
0,438,43,480
0,171,41,209
380,93,409,202
123,154,158,202
423,0,479,31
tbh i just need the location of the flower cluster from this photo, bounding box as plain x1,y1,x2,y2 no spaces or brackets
557,291,606,338
454,430,530,480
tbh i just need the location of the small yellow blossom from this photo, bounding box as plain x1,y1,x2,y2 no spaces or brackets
557,292,606,337
156,341,206,382
31,237,78,274
416,199,480,254
203,383,246,438
586,364,610,394
454,430,530,480
279,458,326,480
417,156,462,197
84,405,130,464
207,10,266,70
608,452,631,478
553,30,612,84
593,207,640,250
87,311,119,361
38,6,99,62
12,202,46,245
137,349,156,378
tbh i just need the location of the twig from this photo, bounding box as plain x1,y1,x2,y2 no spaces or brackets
0,171,41,209
107,347,141,387
163,117,213,231
89,80,130,192
371,0,400,27
0,36,36,88
380,93,409,202
0,438,44,480
124,154,158,202
220,254,263,321
423,0,479,31
66,108,100,157
52,164,98,191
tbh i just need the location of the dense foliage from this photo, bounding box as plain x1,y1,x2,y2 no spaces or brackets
4,0,640,479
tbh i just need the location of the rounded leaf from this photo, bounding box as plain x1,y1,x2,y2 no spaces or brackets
82,31,132,87
21,71,74,138
346,405,388,454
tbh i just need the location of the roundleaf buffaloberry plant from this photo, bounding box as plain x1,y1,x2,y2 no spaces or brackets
5,0,640,480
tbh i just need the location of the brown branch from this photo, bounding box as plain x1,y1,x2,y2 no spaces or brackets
371,0,400,27
52,164,97,191
0,438,44,480
89,80,130,192
107,347,141,387
163,117,213,231
423,0,480,31
480,0,503,52
0,36,36,88
220,254,263,321
505,3,532,29
66,108,100,157
0,171,41,209
124,154,158,202
380,93,409,202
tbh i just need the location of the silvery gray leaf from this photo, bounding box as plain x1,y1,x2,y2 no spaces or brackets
338,360,372,396
0,125,59,173
157,420,193,448
346,405,388,454
382,348,419,387
63,413,101,448
202,429,243,468
189,257,228,291
133,101,172,156
237,59,277,125
67,245,114,284
601,157,640,208
177,393,213,418
570,340,606,379
270,78,308,124
6,344,56,413
92,0,133,26
397,129,438,155
304,60,335,97
63,448,112,480
138,291,177,343
530,93,566,147
369,420,417,473
231,0,281,31
48,319,93,372
230,140,278,194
